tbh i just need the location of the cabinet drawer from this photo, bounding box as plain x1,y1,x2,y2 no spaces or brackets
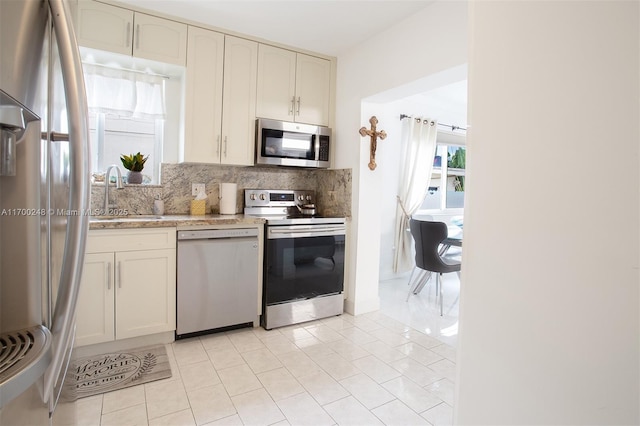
86,228,176,253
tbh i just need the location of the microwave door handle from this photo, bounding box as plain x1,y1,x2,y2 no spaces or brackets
314,134,320,160
44,0,91,406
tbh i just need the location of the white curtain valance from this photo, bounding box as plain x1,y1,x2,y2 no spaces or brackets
83,63,166,119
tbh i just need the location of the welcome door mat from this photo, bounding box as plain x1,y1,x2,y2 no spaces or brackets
61,345,172,401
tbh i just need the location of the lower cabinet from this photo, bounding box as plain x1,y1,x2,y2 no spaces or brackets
75,228,176,347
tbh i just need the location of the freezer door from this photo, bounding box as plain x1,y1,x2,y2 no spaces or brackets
0,0,91,418
0,1,48,112
0,0,52,420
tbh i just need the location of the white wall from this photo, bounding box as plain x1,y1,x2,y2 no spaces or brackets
456,1,639,424
335,0,468,314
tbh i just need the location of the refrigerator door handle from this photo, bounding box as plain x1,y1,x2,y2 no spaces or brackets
40,131,69,142
43,0,91,407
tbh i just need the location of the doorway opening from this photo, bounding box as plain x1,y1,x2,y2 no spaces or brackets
362,69,467,347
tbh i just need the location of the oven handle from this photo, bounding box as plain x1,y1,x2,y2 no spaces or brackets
268,225,346,239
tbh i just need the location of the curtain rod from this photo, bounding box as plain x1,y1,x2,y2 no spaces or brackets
399,114,466,132
82,61,171,80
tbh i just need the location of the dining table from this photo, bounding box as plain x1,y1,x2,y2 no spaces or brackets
443,225,463,249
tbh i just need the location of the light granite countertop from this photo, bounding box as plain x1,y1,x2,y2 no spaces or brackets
89,214,266,230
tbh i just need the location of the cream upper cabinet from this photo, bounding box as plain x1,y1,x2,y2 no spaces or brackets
183,26,225,163
76,1,133,56
76,1,187,66
183,33,257,165
75,228,176,347
256,45,331,126
256,46,296,122
133,13,187,66
294,54,331,126
221,36,258,166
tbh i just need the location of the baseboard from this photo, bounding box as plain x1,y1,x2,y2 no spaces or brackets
343,295,380,316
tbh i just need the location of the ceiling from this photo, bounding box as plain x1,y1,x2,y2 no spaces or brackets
115,0,435,56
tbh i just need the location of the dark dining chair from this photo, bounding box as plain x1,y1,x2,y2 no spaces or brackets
407,219,461,316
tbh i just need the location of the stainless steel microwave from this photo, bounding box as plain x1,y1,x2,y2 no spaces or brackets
255,118,331,168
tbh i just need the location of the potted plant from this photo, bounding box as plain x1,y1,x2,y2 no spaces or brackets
120,152,148,184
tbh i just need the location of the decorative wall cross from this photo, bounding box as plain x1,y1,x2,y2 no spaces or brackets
359,116,387,171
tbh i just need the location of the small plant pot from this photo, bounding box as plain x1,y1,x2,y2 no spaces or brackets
127,171,143,184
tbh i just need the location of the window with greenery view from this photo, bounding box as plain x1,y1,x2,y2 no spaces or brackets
419,143,466,211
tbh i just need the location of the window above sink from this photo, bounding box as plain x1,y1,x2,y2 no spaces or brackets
80,48,184,184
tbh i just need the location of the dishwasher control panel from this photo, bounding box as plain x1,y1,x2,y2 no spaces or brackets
178,228,259,240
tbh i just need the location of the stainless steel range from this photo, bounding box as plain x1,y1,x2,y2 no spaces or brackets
244,189,346,329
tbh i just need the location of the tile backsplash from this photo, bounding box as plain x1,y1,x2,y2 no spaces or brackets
91,164,351,217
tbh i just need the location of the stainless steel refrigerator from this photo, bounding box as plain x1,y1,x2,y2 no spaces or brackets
0,0,90,424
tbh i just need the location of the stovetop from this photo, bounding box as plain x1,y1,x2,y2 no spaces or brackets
243,189,345,225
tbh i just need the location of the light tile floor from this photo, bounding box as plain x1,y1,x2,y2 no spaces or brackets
53,275,459,426
379,272,461,348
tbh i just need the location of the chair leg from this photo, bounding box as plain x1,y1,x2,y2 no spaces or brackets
438,273,443,316
406,267,418,302
407,266,417,287
413,271,432,294
406,269,428,301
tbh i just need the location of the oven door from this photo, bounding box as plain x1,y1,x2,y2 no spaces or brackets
265,224,345,305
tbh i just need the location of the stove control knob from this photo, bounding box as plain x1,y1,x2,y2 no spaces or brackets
298,195,304,201
306,195,312,201
259,193,267,201
249,193,256,200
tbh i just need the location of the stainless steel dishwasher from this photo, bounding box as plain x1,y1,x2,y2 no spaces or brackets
176,228,259,339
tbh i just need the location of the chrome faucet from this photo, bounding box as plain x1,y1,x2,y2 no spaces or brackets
103,164,124,214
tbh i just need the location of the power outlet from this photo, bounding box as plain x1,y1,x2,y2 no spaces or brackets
192,183,205,196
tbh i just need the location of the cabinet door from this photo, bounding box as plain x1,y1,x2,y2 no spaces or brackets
75,252,115,347
133,13,187,66
183,26,225,163
115,249,176,340
295,54,331,126
76,1,133,56
256,45,296,122
221,36,258,166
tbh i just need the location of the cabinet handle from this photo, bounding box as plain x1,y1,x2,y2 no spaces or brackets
106,262,111,290
296,97,301,115
136,24,140,49
126,23,131,47
224,136,228,157
289,96,295,115
117,262,122,288
216,135,220,155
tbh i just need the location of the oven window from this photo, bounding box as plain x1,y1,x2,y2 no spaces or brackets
262,129,315,160
265,235,345,304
